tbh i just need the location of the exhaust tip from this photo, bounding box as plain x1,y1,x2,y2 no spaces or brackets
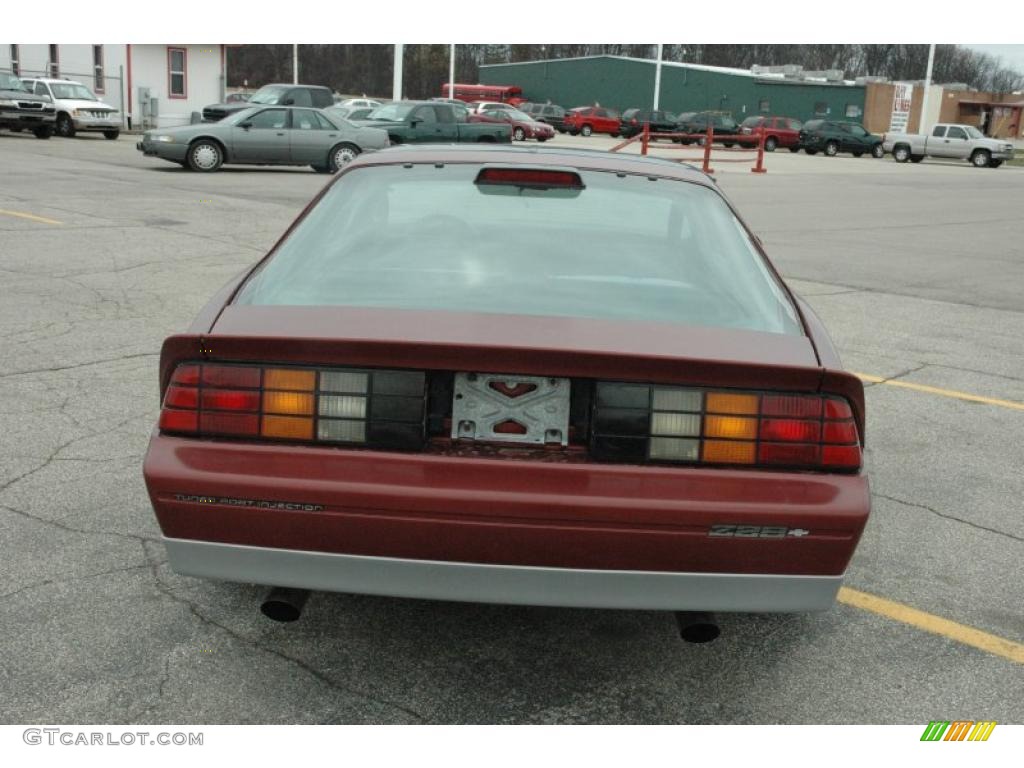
675,611,721,644
260,587,310,623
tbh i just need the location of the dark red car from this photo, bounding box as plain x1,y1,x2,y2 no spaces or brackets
738,115,804,152
563,106,622,137
469,107,555,142
143,145,869,637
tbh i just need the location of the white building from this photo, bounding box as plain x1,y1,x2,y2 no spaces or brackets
2,44,227,129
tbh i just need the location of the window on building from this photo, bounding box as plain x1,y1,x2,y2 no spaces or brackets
758,99,769,113
9,45,19,76
93,45,105,93
845,104,862,118
814,101,828,115
48,45,59,78
168,47,187,98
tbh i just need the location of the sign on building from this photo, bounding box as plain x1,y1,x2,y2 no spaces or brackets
890,83,914,132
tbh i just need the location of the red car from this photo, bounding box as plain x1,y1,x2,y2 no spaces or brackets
143,145,869,640
469,107,555,142
738,115,804,152
563,106,622,137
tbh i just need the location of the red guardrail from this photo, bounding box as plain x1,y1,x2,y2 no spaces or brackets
610,121,767,174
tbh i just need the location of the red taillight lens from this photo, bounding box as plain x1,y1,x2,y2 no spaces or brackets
159,409,197,432
165,385,198,409
202,364,261,389
759,418,821,443
201,389,260,412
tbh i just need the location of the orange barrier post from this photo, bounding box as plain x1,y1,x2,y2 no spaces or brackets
702,122,714,173
642,121,650,156
751,129,767,174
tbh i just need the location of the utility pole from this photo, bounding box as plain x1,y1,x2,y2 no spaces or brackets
919,43,935,134
393,44,404,101
449,44,456,100
653,44,664,110
292,44,298,85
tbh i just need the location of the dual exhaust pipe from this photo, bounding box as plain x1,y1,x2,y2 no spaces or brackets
261,587,721,643
260,587,310,623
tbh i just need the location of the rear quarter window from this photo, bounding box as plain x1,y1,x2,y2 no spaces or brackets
237,166,802,336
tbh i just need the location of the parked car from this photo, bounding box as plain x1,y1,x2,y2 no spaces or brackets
355,101,512,144
674,113,739,146
335,97,382,110
325,105,374,122
466,101,517,115
524,103,568,133
883,123,1015,168
619,109,679,138
737,115,802,152
470,107,554,142
202,84,334,122
225,92,252,104
0,72,56,138
136,106,389,173
19,77,121,139
799,120,884,158
563,106,621,137
142,145,869,634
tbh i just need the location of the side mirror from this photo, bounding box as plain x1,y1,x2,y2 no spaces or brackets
283,98,295,106
239,121,252,130
410,117,422,126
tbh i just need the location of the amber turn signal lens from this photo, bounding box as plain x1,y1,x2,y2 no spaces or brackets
263,391,315,416
704,415,757,440
264,369,316,391
705,392,759,415
703,440,756,463
261,415,313,440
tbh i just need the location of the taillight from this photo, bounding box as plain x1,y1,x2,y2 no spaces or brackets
591,383,861,471
160,363,426,451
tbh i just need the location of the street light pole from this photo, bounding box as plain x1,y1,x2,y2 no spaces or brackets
919,43,935,134
292,44,298,85
393,44,404,101
653,43,664,110
449,44,456,100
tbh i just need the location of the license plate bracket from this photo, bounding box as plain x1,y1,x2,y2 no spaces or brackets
451,372,570,446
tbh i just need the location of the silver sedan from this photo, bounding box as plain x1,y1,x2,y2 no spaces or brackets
136,106,389,173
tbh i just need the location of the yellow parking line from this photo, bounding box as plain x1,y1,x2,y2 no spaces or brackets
0,209,62,226
838,587,1024,664
854,372,1024,412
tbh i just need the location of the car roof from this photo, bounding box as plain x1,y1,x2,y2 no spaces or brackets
25,77,85,85
343,145,714,186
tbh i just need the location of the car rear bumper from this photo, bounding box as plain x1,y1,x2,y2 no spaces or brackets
164,537,845,611
144,433,870,611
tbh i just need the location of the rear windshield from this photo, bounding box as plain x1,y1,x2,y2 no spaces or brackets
236,165,802,336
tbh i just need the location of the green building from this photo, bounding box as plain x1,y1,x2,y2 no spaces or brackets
479,55,866,123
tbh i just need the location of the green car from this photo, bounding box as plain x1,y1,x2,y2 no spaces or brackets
136,106,390,173
798,120,885,158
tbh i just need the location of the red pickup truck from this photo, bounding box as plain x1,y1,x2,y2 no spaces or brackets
564,106,622,137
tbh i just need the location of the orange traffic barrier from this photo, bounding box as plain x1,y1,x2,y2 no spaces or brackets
611,121,767,174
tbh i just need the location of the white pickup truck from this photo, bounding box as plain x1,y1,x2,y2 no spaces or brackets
882,123,1015,168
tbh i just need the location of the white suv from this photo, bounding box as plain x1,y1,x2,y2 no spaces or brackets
20,77,121,139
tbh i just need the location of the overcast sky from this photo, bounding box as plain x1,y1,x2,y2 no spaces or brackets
964,44,1024,73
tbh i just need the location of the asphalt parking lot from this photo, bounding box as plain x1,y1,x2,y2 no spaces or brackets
1,131,1021,724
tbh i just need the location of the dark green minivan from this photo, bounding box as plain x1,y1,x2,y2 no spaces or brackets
798,120,885,158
